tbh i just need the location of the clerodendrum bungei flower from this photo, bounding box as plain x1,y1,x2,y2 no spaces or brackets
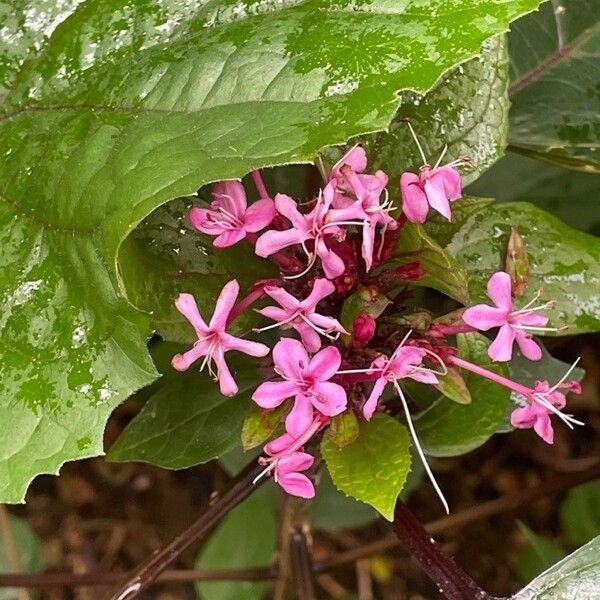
255,278,347,352
463,271,560,362
167,140,584,505
190,180,276,247
172,280,269,396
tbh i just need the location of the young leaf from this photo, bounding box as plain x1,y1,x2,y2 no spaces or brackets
414,333,510,456
195,486,277,600
425,198,600,333
559,480,600,546
321,414,411,521
328,412,360,449
509,0,600,171
434,367,472,405
391,222,470,304
241,404,288,452
516,521,567,583
108,343,260,469
513,535,600,599
0,0,543,502
363,35,509,186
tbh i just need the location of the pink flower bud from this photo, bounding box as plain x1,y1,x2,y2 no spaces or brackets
353,312,376,346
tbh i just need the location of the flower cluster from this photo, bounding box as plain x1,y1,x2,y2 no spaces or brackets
170,133,583,511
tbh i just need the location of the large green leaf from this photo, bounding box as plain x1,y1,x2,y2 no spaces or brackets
364,35,509,186
414,333,511,456
513,535,600,599
425,198,600,333
466,153,600,235
392,222,470,304
108,343,260,468
559,481,600,546
508,0,600,171
195,486,277,600
321,414,411,521
516,522,567,583
0,0,545,502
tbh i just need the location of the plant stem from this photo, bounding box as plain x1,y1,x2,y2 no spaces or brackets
392,501,500,600
104,461,266,600
251,170,270,199
290,528,317,600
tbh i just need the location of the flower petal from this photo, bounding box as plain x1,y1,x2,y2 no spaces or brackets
255,228,306,257
316,239,345,279
174,293,209,336
294,322,322,354
363,377,387,420
252,381,300,408
488,323,516,361
331,144,368,177
516,312,549,328
212,180,247,216
213,351,239,397
424,175,452,220
256,306,290,322
264,285,300,312
400,173,429,223
308,345,341,381
309,313,347,334
171,341,210,371
244,198,276,232
437,166,462,201
533,413,554,444
361,221,376,272
274,193,309,230
463,304,508,331
189,207,224,235
264,432,295,456
272,338,310,380
277,451,315,474
213,228,246,248
486,271,513,312
310,381,347,416
510,405,537,429
301,278,335,312
514,331,543,361
277,472,315,498
209,279,239,331
220,332,270,357
285,395,314,438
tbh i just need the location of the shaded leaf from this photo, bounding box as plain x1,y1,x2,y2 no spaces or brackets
513,535,600,599
414,333,510,456
108,343,260,468
559,480,600,546
516,521,567,583
508,0,600,171
425,198,600,333
321,414,411,521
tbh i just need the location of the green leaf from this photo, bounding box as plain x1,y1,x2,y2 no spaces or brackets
513,535,600,599
0,513,40,600
364,35,509,186
516,521,567,583
508,0,600,171
321,414,411,521
414,333,510,457
328,412,360,449
425,198,600,333
467,153,600,235
107,343,259,469
195,486,276,600
241,403,288,451
392,222,470,304
0,0,543,503
310,469,377,530
560,480,600,546
434,367,472,405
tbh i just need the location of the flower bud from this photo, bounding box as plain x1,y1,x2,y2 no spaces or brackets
353,312,376,346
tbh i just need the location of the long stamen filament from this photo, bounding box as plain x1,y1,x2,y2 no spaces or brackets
549,357,581,393
254,310,301,332
533,395,584,428
511,324,561,332
394,381,449,514
406,121,428,165
420,348,449,376
252,461,278,485
433,144,449,170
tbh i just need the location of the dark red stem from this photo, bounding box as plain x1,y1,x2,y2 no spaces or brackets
393,501,502,600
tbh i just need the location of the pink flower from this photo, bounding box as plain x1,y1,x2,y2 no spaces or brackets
462,271,556,362
363,345,438,420
400,165,462,223
327,146,398,271
252,338,347,436
272,452,315,498
511,379,582,444
171,280,269,396
256,278,347,352
189,180,276,247
255,183,346,279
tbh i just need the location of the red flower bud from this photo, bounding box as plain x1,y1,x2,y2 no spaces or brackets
353,312,376,346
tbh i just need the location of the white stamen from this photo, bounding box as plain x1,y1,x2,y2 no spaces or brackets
533,395,584,428
549,357,581,393
433,144,449,170
252,461,278,485
511,325,561,333
394,381,450,514
419,348,449,376
406,121,428,165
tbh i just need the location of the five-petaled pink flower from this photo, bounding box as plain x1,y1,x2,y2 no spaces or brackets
172,280,269,396
327,145,398,271
252,338,347,436
400,164,462,223
364,346,438,420
255,182,346,278
256,278,347,352
463,271,553,362
511,379,582,444
189,180,276,248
